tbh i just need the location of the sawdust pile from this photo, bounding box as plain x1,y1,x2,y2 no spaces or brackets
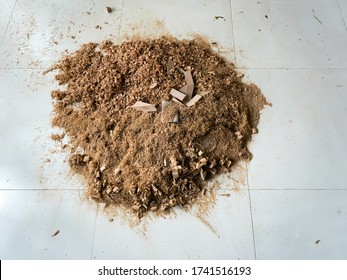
49,37,268,217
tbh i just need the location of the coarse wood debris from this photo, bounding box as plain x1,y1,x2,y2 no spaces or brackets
49,36,269,218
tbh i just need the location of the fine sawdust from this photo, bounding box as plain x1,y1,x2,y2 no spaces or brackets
49,36,269,218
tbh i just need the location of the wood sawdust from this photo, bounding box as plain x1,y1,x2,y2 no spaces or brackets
48,36,269,218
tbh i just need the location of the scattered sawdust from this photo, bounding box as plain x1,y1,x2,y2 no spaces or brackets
51,133,65,141
48,36,269,218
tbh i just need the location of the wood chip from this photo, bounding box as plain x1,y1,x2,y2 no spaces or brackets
171,113,179,124
172,167,179,179
171,97,185,106
185,94,202,107
179,85,188,94
169,88,186,101
149,82,158,89
200,169,207,180
209,159,217,168
131,101,157,112
185,85,194,100
114,168,121,176
235,131,243,140
51,230,60,237
183,70,194,100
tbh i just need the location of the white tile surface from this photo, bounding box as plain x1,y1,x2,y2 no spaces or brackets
0,0,16,44
1,0,347,260
232,0,347,68
244,69,347,190
0,190,97,259
0,0,122,69
0,69,85,190
251,190,347,259
92,189,255,259
338,0,347,29
211,162,248,191
119,0,235,61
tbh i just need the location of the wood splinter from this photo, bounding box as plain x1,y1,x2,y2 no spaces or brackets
169,68,203,107
186,94,202,107
51,230,60,237
169,88,186,101
131,101,157,112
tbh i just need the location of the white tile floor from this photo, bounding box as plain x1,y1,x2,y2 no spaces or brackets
0,0,346,260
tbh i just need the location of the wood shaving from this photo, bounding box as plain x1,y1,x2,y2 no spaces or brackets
49,36,269,218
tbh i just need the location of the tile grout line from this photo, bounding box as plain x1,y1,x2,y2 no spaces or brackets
90,205,99,260
0,0,18,48
337,0,347,31
246,163,257,260
116,0,125,43
229,0,237,65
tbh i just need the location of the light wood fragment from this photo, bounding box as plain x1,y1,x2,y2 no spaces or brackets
131,101,157,112
186,94,202,107
171,97,185,106
179,85,188,94
169,88,186,101
149,82,158,89
183,70,194,100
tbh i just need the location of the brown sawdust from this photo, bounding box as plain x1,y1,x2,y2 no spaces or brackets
49,36,269,218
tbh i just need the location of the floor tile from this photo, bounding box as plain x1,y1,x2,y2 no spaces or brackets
0,69,84,190
0,0,122,69
1,0,346,261
211,161,248,191
251,190,347,259
92,189,254,259
0,190,97,259
119,0,235,61
0,0,16,44
232,0,347,68
243,68,347,189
